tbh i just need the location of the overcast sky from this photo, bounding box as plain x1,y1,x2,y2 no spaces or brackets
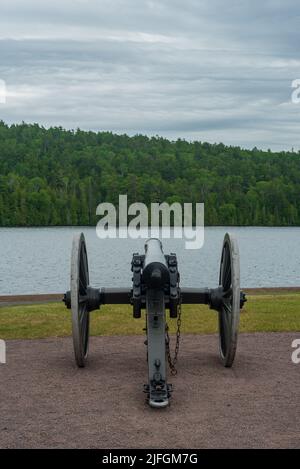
0,0,300,150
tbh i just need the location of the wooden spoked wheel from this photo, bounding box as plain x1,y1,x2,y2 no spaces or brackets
218,233,240,367
71,233,90,367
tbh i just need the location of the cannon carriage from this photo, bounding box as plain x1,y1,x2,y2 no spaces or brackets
63,233,246,408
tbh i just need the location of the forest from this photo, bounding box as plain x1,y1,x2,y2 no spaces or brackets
0,121,299,226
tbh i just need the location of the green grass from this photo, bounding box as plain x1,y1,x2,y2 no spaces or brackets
0,293,300,340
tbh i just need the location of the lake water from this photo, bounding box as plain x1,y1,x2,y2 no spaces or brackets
0,226,299,295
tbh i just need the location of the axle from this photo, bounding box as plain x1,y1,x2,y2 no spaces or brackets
63,286,246,311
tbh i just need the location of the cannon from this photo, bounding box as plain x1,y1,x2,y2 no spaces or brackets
63,232,246,408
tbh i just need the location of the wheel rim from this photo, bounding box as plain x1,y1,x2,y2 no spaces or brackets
218,233,240,367
71,233,90,367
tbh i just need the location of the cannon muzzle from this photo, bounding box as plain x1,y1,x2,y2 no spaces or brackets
142,238,170,289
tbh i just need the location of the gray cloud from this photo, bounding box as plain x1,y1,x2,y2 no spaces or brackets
0,0,300,150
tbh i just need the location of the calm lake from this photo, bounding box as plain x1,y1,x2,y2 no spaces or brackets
0,226,299,295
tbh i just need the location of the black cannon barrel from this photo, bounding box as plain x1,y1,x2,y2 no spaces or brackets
142,238,170,289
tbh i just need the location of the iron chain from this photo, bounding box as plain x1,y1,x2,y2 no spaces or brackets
165,292,182,376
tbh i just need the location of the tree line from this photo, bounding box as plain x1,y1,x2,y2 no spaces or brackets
0,121,299,226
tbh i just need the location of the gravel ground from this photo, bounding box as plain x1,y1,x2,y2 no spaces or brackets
0,332,299,449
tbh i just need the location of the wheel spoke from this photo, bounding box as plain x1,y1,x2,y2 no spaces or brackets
79,262,87,289
223,247,231,290
79,305,86,324
79,294,87,304
221,308,230,349
224,265,231,290
80,247,88,286
79,276,87,288
82,313,89,353
222,300,232,316
222,246,229,280
220,247,226,284
81,309,87,338
220,313,229,355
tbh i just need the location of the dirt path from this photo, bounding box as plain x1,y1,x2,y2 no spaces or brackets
0,332,299,448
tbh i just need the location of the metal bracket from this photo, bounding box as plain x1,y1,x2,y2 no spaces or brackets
131,253,144,318
166,253,180,318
